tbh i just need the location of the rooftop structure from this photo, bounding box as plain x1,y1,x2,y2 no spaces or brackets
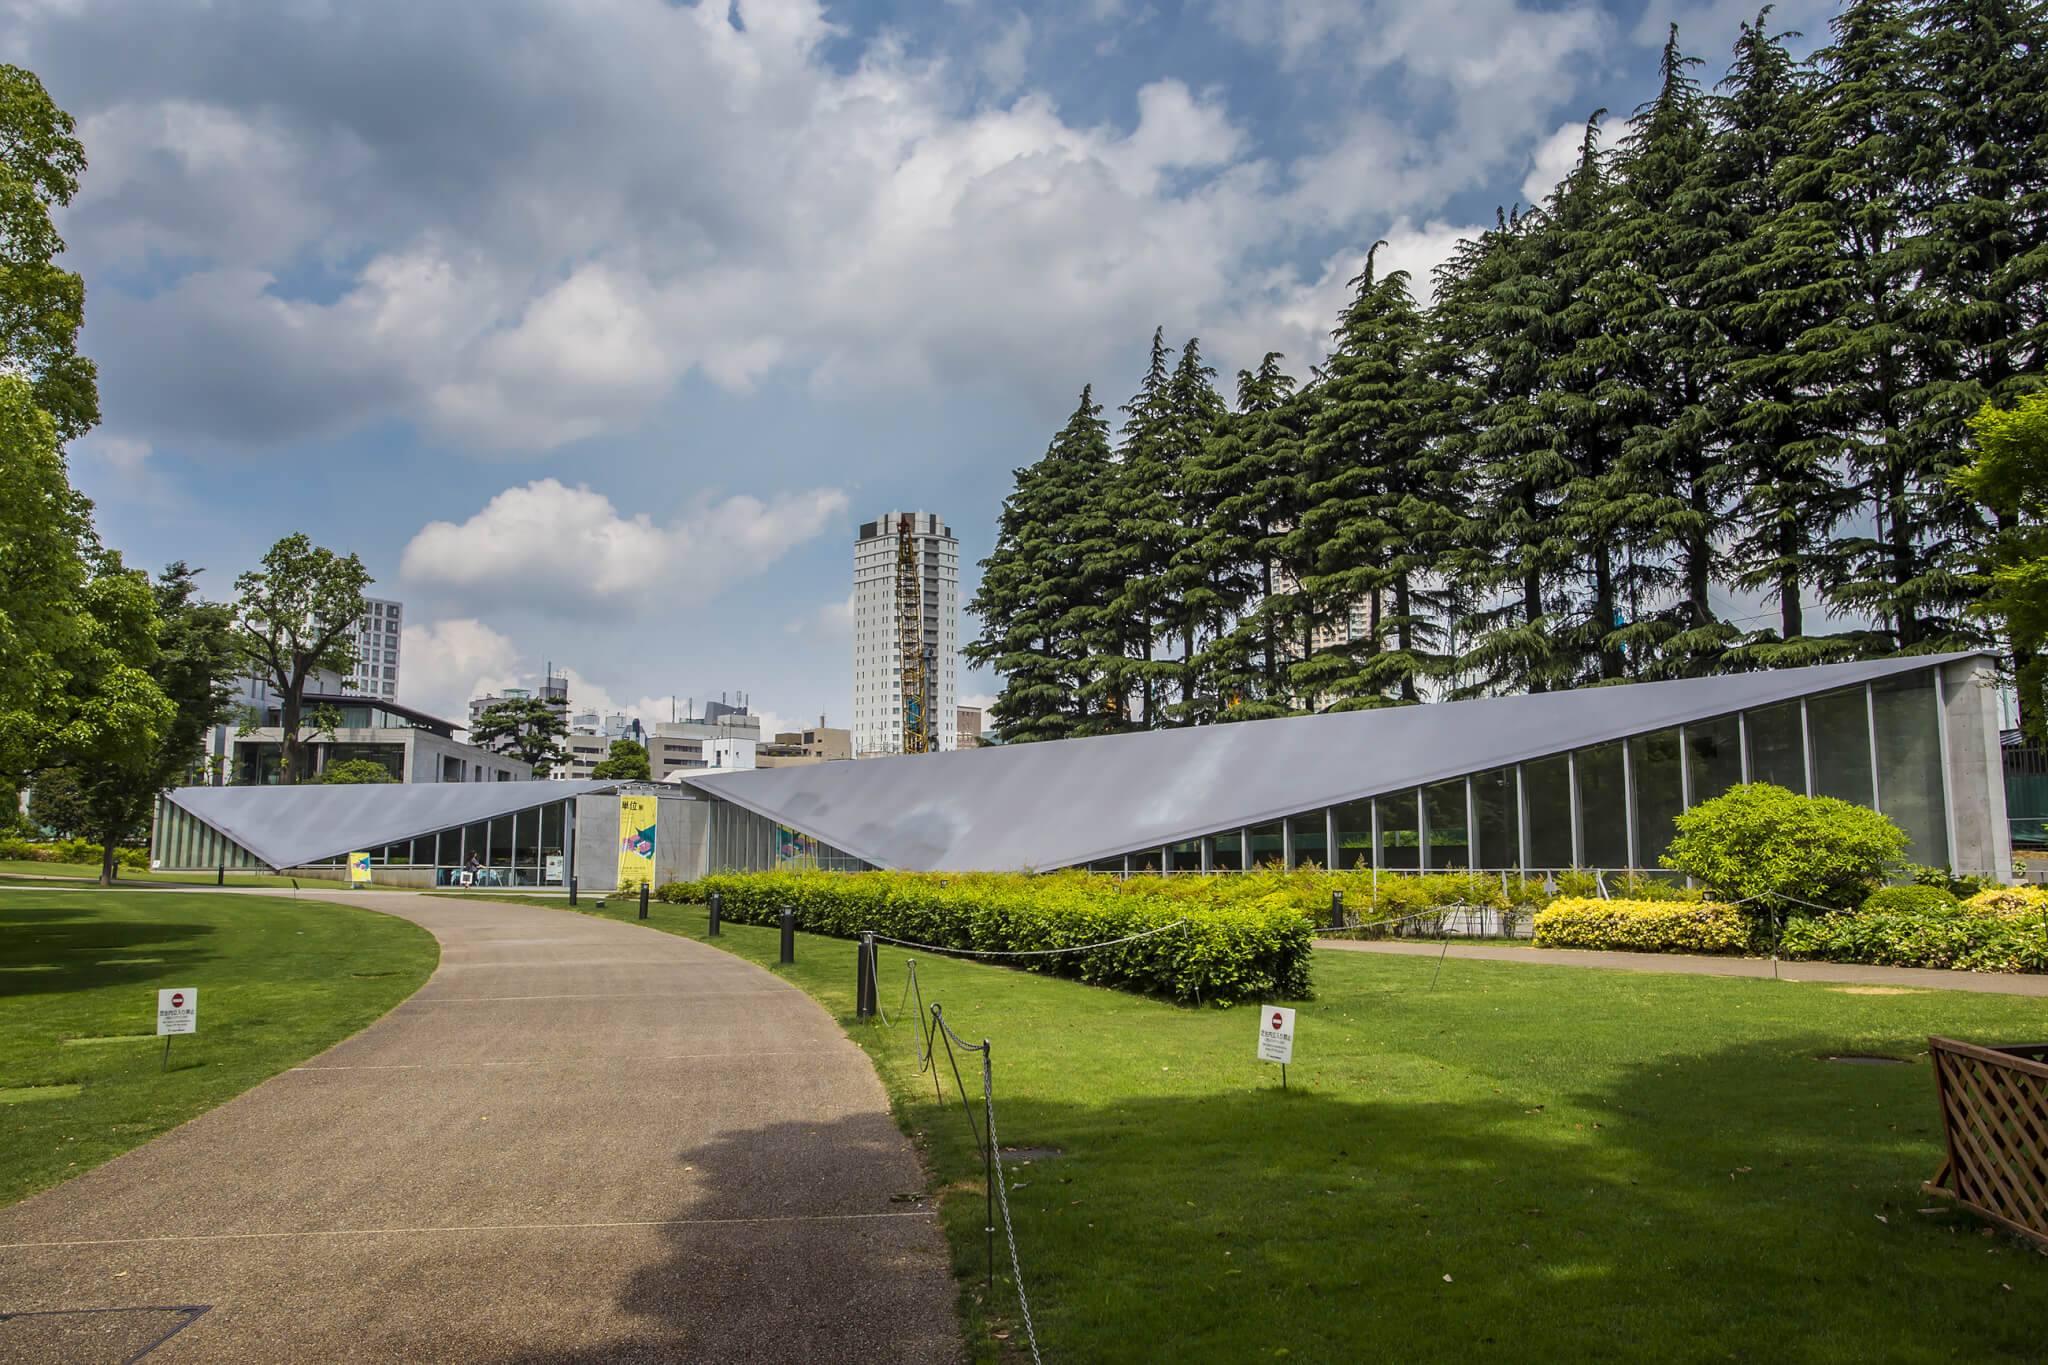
151,654,2010,889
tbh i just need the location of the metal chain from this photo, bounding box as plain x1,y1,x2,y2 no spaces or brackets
983,1052,1041,1365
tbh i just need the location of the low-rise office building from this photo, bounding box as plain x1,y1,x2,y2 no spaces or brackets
229,694,531,785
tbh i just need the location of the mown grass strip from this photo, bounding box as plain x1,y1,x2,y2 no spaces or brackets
460,891,2048,1363
0,890,437,1208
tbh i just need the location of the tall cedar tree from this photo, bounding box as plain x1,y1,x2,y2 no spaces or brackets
1785,0,1980,652
1436,208,1581,695
1538,114,1665,683
967,387,1118,742
1711,10,1860,662
1609,28,1740,676
1107,330,1182,727
1191,354,1311,719
1157,340,1231,723
1304,246,1448,705
469,696,571,776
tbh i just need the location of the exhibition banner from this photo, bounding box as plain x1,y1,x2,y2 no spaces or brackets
617,794,657,889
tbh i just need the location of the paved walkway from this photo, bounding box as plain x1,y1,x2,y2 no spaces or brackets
0,893,960,1363
1317,937,2048,996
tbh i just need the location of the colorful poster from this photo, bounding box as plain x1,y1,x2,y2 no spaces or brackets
775,825,820,870
348,851,371,886
617,794,657,889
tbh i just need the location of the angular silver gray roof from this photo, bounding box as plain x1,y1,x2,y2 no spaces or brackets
685,653,1990,873
164,781,621,870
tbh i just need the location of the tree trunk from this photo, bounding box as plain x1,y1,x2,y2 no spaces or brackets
1594,545,1622,681
99,839,118,888
1778,511,1803,640
279,682,303,786
1394,575,1416,702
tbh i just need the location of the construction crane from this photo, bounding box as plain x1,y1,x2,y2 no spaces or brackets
895,514,931,753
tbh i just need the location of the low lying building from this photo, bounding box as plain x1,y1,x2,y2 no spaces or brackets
228,694,531,784
151,653,2011,886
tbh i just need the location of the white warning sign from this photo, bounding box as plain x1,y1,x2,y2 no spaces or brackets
1257,1006,1294,1065
157,988,198,1036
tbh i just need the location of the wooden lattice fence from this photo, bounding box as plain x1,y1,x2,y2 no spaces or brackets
1926,1036,2048,1247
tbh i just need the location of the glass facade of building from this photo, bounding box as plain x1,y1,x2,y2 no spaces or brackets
1093,666,1954,875
706,798,872,873
151,794,578,886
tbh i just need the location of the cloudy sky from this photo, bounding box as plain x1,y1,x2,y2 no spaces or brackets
16,0,1834,738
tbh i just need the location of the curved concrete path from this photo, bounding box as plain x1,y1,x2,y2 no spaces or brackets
0,893,960,1363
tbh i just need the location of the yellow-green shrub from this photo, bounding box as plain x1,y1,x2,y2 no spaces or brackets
1962,886,2048,918
1532,897,1749,954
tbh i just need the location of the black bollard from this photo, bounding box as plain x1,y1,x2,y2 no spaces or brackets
1330,889,1345,930
216,864,225,887
639,881,649,919
708,890,722,937
569,876,578,907
779,906,796,965
856,932,877,1019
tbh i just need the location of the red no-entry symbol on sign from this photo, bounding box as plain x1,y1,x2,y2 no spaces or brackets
171,992,185,1008
1270,1012,1283,1029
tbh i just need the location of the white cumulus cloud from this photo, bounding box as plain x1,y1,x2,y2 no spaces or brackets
398,479,849,613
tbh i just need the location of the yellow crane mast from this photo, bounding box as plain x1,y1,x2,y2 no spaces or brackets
896,514,930,753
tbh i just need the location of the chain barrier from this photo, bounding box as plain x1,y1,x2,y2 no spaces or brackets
868,947,1048,1361
983,1047,1042,1365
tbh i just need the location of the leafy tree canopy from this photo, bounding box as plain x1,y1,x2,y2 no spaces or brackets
318,758,399,785
589,739,651,781
0,63,98,442
470,697,570,776
233,534,372,785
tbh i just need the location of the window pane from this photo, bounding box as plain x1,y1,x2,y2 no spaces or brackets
1807,687,1874,806
1379,792,1420,871
1424,780,1469,869
1576,742,1628,868
461,822,489,870
540,804,566,884
1631,730,1685,867
515,807,540,867
1472,768,1516,869
1523,756,1573,869
1166,839,1201,875
488,816,514,867
1208,832,1245,872
1873,671,1949,867
1686,715,1743,806
1287,812,1328,870
1247,822,1284,870
1746,700,1805,793
1332,799,1373,872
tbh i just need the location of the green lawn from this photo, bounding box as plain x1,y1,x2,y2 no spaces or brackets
0,890,437,1207
457,893,2048,1363
0,859,310,889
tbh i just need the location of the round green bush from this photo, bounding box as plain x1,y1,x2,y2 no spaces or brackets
1861,884,1961,917
1663,783,1907,912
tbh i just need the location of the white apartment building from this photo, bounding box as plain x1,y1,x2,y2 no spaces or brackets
347,598,404,700
852,511,958,757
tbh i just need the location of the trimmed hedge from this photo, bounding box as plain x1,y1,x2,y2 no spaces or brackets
0,837,148,870
657,870,1315,1004
1783,912,2048,974
1862,884,1961,917
1531,897,1751,954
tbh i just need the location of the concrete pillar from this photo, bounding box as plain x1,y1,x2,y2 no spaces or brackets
1941,658,2013,881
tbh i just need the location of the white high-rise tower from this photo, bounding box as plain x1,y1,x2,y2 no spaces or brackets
851,511,958,757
